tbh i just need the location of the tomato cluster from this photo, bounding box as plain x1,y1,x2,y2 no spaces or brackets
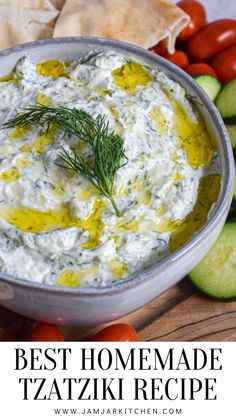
27,322,139,342
149,0,236,85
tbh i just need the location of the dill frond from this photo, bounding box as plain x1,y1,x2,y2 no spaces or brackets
3,105,128,216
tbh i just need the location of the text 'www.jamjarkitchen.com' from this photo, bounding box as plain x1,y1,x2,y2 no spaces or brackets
53,407,183,415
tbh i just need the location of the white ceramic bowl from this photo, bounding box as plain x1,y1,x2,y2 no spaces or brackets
0,37,234,326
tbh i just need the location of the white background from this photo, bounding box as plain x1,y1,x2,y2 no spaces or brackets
0,343,235,419
174,0,236,20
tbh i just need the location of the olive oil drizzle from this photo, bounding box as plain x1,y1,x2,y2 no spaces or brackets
167,93,215,169
0,72,17,83
36,60,68,79
106,257,128,278
112,61,153,93
0,167,20,182
150,175,221,251
0,199,105,249
169,174,221,252
57,266,98,287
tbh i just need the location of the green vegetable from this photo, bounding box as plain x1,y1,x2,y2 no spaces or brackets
226,124,236,149
189,222,236,300
215,77,236,123
234,164,236,201
194,74,222,101
2,105,128,216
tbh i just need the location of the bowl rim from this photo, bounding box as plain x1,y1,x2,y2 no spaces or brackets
0,36,234,296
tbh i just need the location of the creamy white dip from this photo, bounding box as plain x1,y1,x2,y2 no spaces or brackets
0,51,220,287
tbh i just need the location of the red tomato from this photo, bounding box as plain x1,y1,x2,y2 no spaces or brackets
149,41,166,56
188,19,236,61
163,50,189,69
184,63,217,78
177,0,207,41
212,45,236,83
28,323,65,342
90,323,139,342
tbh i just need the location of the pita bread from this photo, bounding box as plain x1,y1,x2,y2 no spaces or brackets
53,0,190,53
0,0,56,11
0,3,59,51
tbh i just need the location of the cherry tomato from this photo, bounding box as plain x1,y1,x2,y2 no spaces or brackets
188,19,236,61
163,50,189,69
212,45,236,84
90,323,139,342
149,41,166,56
28,323,65,342
175,40,190,54
184,63,217,78
177,0,207,42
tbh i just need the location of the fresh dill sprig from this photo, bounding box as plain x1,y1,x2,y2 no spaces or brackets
3,105,96,143
58,121,128,217
2,105,128,216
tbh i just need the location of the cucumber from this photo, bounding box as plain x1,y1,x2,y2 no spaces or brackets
226,124,236,149
194,75,222,101
228,163,236,220
189,222,236,300
234,164,236,201
228,200,236,221
216,77,236,122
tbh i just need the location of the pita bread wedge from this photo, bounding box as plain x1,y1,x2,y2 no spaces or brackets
53,0,190,53
0,0,56,11
0,3,59,51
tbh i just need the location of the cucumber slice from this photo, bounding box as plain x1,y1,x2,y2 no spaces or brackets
194,75,222,101
226,124,236,149
228,163,236,219
228,200,236,221
216,77,236,121
189,222,236,300
234,165,236,201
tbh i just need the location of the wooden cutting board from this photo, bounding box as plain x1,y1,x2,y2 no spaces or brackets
1,278,236,341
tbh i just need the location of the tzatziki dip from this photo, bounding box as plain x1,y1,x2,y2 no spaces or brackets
0,51,220,287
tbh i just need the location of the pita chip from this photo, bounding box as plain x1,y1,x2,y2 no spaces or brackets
53,0,190,53
0,0,58,11
0,1,59,51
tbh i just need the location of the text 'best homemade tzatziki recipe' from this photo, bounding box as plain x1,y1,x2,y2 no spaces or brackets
0,51,220,287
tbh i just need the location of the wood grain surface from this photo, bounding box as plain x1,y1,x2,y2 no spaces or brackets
1,277,236,342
